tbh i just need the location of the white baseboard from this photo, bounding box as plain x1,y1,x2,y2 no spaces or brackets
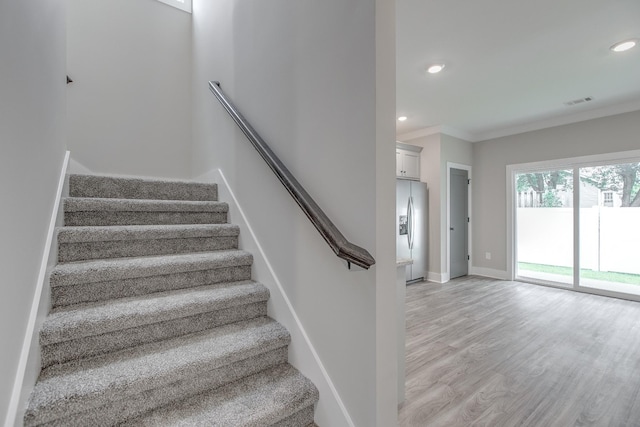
470,266,509,280
5,151,70,427
198,168,354,427
427,271,450,283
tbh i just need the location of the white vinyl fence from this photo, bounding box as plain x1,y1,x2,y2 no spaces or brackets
517,207,640,275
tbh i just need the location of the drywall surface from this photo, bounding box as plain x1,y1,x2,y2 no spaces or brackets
0,0,67,422
67,0,192,178
375,0,398,423
473,110,640,273
441,133,473,168
192,0,395,425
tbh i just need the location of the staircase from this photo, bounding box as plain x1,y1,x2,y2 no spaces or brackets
25,174,318,426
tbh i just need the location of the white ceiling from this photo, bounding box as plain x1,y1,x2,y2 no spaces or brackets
396,0,640,142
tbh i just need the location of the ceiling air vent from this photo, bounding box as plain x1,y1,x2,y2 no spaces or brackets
564,97,594,107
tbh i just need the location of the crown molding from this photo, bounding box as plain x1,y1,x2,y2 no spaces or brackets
472,99,640,142
396,125,476,143
396,125,442,142
396,99,640,144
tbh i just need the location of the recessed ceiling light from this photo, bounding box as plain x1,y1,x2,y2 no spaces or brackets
398,116,408,122
610,39,638,52
427,64,445,74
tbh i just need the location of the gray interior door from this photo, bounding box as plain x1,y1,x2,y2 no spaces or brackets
450,168,468,279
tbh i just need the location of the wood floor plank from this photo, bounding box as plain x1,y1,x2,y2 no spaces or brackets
399,277,640,427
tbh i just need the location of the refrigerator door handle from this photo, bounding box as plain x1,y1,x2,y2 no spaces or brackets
408,196,414,250
406,197,412,249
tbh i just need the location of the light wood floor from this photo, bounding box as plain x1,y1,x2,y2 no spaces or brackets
399,276,640,427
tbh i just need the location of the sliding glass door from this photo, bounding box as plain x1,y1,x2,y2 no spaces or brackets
515,169,574,286
512,156,640,300
578,162,640,296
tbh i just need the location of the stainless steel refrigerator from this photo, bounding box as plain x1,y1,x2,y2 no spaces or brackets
397,179,428,283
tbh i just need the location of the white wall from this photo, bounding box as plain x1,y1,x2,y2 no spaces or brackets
0,0,67,422
191,0,396,425
473,109,640,274
441,134,473,171
410,134,441,278
67,0,192,178
374,0,398,423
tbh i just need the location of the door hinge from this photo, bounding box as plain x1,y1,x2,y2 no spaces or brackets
467,179,471,184
467,255,470,261
467,217,470,223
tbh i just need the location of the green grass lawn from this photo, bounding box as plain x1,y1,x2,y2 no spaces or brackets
518,262,640,285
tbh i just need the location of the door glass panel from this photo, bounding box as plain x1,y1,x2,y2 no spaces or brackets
515,169,573,285
579,162,640,295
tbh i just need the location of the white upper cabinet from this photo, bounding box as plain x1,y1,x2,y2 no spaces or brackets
396,150,404,176
396,143,422,180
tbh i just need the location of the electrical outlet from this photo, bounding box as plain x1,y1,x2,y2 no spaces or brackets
485,252,491,260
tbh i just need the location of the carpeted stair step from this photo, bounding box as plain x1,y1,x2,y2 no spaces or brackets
26,173,318,426
64,197,228,226
40,280,269,367
69,174,218,201
25,318,291,427
57,224,240,262
50,250,253,308
125,363,319,427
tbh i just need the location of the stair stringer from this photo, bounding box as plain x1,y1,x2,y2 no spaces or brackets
204,168,355,427
5,152,70,427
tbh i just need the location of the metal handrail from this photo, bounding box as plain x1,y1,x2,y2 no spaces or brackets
209,81,375,270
